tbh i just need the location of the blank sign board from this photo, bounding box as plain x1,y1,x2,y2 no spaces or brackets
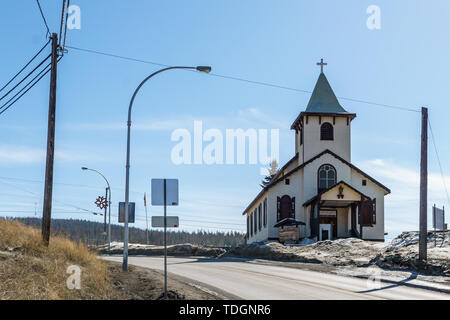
118,202,135,223
152,216,179,228
151,179,179,206
433,207,445,230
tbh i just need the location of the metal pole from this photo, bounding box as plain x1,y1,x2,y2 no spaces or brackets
108,187,111,253
144,193,149,245
104,187,108,236
419,107,428,261
433,204,436,247
122,66,211,272
42,33,58,246
164,179,167,299
81,168,112,252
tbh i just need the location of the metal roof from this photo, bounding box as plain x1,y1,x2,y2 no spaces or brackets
305,72,349,114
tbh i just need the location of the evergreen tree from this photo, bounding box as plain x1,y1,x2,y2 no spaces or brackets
260,160,279,187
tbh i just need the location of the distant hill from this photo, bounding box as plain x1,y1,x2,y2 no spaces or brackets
2,217,244,247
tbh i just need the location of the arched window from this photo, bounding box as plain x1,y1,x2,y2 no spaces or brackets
320,122,334,140
277,195,295,221
318,164,336,193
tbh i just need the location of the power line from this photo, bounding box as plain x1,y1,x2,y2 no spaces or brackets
66,45,169,68
0,56,62,116
36,0,51,37
66,45,420,113
0,40,50,94
0,65,51,116
62,0,70,51
0,55,51,102
428,118,450,207
58,0,68,48
0,62,51,114
0,178,100,217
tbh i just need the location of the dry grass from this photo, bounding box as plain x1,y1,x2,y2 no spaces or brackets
0,219,115,300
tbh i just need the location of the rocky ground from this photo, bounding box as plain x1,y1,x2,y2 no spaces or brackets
223,231,450,277
99,232,449,278
97,242,227,257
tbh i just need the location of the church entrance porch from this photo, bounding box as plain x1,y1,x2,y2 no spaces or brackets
319,210,337,240
303,181,376,241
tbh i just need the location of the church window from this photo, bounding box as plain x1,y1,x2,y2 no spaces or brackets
300,128,303,145
254,209,257,234
362,179,367,186
320,122,334,140
247,215,249,239
263,198,267,227
318,164,337,193
258,204,262,231
285,179,290,185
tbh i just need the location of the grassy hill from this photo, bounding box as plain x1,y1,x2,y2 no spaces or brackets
0,219,217,300
0,219,113,299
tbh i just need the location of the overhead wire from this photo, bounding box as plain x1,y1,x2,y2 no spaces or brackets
428,119,450,207
35,0,51,37
0,40,50,94
65,45,421,113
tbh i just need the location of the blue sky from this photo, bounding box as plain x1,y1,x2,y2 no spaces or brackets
0,0,449,241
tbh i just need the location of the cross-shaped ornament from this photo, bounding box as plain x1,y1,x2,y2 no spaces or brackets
317,58,327,73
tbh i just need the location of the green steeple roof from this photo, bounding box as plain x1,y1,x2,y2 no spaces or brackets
305,73,348,114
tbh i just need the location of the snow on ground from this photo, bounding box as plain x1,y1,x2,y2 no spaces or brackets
97,242,227,257
224,231,450,276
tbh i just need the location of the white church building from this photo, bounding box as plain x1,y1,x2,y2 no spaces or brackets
243,63,390,243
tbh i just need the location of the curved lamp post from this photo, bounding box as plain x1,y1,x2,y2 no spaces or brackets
123,66,211,272
81,167,112,253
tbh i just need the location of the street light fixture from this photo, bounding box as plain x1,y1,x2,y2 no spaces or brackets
122,65,212,272
81,166,112,253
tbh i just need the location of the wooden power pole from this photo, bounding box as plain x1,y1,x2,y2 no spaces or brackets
419,107,428,261
41,33,59,246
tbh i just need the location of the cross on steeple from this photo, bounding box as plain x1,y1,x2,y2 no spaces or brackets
316,58,327,73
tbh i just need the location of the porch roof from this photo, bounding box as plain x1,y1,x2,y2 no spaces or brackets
303,181,371,208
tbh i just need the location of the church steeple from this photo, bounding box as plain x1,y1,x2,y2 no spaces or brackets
291,60,356,164
305,72,349,114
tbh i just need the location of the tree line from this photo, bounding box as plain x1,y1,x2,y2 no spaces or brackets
4,217,244,247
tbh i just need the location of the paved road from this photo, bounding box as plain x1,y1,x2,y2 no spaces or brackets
104,256,449,300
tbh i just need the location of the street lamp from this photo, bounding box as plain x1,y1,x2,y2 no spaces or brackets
81,167,112,253
122,65,211,272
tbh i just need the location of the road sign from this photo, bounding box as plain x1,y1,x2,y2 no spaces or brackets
118,202,135,223
433,205,445,230
151,179,178,206
151,216,179,228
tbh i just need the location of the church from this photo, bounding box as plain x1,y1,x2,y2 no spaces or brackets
243,61,390,243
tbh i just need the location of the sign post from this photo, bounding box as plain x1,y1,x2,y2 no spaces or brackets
151,179,178,300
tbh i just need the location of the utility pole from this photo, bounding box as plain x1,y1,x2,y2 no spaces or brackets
41,33,58,246
419,107,428,261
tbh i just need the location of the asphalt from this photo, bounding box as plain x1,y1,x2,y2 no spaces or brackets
103,256,450,300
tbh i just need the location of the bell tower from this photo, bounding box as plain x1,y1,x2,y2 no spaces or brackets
291,60,356,164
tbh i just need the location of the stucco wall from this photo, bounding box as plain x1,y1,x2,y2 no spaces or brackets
350,170,386,240
245,191,269,243
266,169,305,240
302,116,351,163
